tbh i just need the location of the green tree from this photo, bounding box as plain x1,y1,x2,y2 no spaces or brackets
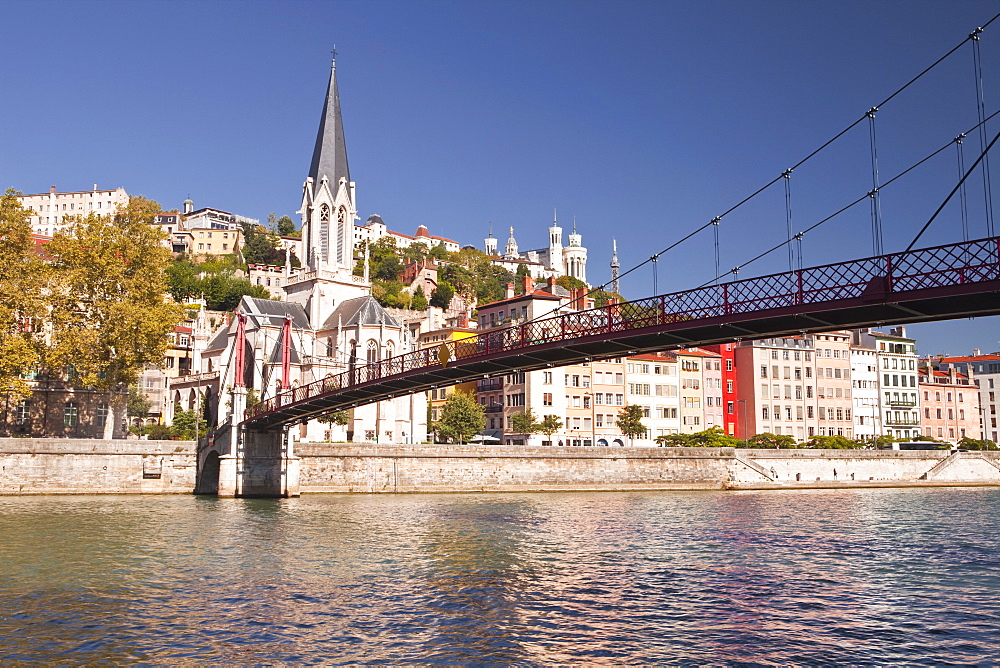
240,220,287,266
510,408,543,435
46,196,185,438
957,436,998,451
514,264,531,294
747,432,798,449
803,435,865,449
317,409,351,426
276,215,297,237
591,289,623,308
556,275,587,290
200,271,269,311
171,407,207,441
656,433,693,446
435,390,485,444
403,242,430,264
127,383,152,422
616,404,647,443
539,414,563,443
166,258,202,302
428,244,450,261
410,289,428,311
430,281,455,309
687,426,743,447
0,190,48,403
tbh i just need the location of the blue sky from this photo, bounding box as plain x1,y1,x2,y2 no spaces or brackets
2,0,998,356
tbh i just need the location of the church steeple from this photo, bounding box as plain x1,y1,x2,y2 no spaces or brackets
307,53,351,198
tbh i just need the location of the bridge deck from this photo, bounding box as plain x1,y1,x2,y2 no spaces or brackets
244,236,1000,429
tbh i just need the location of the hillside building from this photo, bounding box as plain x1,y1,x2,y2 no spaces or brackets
17,185,129,237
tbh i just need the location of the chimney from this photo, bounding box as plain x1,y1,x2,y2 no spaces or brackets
458,311,468,328
571,287,586,310
50,186,56,194
546,275,555,291
505,283,514,299
521,274,533,294
973,348,981,357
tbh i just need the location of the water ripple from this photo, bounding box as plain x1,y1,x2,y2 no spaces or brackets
0,488,998,663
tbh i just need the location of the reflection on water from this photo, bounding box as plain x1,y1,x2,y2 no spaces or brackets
1,488,998,663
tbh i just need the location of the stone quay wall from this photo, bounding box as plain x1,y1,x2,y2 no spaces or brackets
1,439,998,495
0,438,196,495
295,444,1000,493
296,444,734,493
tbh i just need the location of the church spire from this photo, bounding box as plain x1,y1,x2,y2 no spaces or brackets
308,51,351,197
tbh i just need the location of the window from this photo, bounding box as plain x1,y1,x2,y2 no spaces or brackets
726,359,733,371
15,400,29,425
543,372,552,384
543,393,552,406
64,402,78,427
96,403,108,428
761,365,768,378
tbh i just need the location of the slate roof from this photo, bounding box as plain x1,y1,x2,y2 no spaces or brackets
242,297,311,330
320,296,400,330
308,62,350,198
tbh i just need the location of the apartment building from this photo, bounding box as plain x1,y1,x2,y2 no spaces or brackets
703,343,739,436
624,352,680,441
18,185,129,236
938,351,1000,443
854,327,921,440
918,363,981,443
850,344,880,441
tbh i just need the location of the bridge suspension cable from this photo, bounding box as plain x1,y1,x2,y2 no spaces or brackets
956,134,971,243
693,109,1000,288
595,14,999,307
906,129,1000,252
972,27,996,236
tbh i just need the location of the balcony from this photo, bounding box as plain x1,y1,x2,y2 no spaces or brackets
477,380,503,392
884,416,920,426
484,404,504,414
887,399,916,407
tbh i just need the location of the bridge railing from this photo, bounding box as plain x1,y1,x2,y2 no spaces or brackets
246,236,999,422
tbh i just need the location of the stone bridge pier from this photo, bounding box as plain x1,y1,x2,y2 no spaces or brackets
196,423,300,497
195,387,300,498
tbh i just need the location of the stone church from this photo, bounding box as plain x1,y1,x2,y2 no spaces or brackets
201,56,427,444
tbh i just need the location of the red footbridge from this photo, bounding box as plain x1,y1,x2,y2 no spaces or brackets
244,236,1000,429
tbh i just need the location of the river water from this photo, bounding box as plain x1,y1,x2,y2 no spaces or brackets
1,488,998,664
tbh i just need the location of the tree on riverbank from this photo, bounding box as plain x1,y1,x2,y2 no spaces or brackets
45,196,185,437
616,405,646,445
435,390,485,444
0,190,48,403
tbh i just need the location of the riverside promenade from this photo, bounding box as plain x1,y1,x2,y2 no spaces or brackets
2,439,998,494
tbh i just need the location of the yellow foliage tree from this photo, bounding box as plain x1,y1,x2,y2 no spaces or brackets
45,196,184,436
0,190,49,403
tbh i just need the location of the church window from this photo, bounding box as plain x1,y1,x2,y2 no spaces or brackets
337,207,346,264
366,340,379,365
319,204,330,263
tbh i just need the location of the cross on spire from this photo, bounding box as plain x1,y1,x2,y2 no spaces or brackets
330,45,338,63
